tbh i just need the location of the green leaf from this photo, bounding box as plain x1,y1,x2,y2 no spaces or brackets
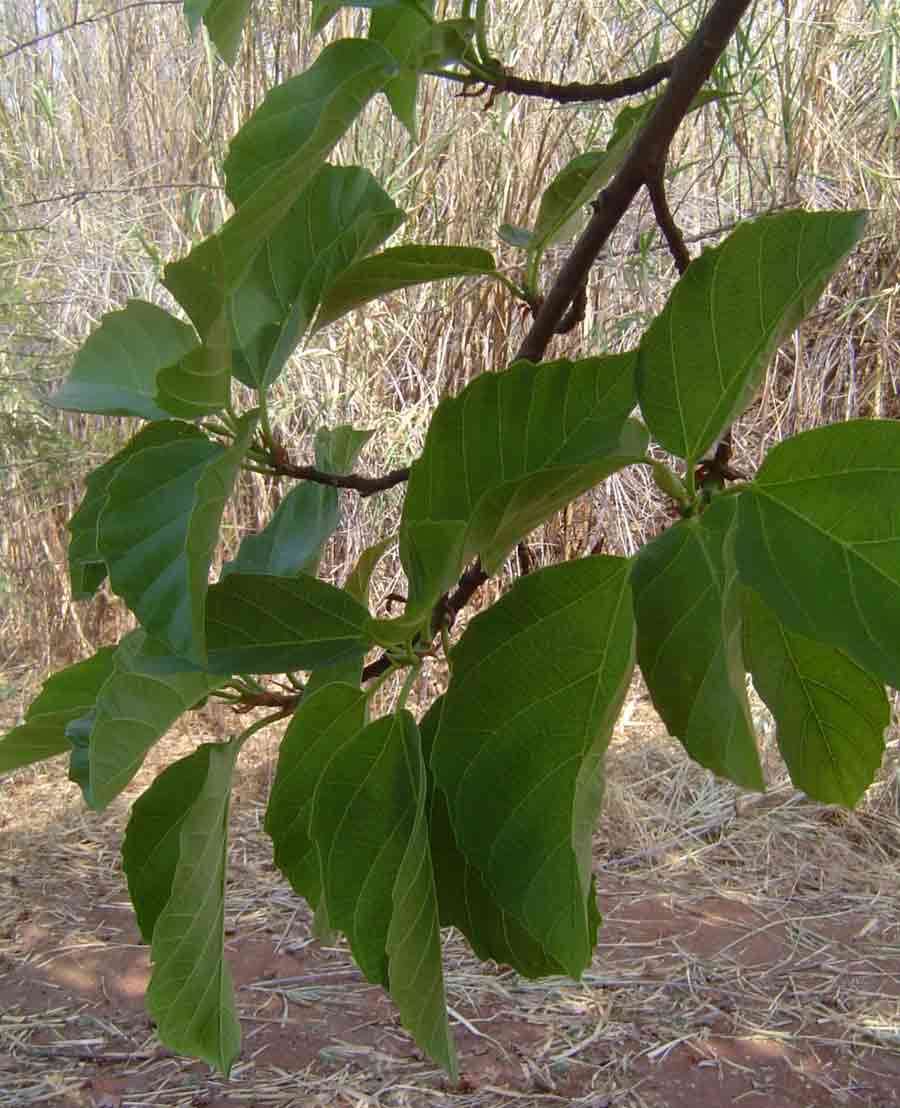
631,497,763,790
392,354,646,633
344,536,392,604
737,420,900,691
165,41,398,327
0,649,115,774
431,557,634,977
97,414,258,663
226,167,404,390
266,683,368,910
313,0,432,34
48,300,197,421
498,223,534,250
123,741,241,1074
314,245,496,331
154,340,230,419
421,699,567,978
184,0,250,66
224,425,372,578
743,589,887,807
69,631,223,810
311,711,456,1076
205,573,372,674
636,209,867,462
68,422,203,599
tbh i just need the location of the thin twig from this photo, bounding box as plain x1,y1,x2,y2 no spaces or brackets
272,461,410,497
646,169,691,274
0,0,181,60
1,183,224,212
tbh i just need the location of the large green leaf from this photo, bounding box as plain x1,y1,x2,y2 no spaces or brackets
226,167,403,390
97,414,257,663
631,496,763,789
224,425,372,578
0,649,115,774
431,557,634,977
636,210,866,462
183,0,250,65
68,631,222,810
743,589,887,807
266,683,368,909
383,354,646,640
48,300,197,421
67,422,205,600
154,340,231,419
204,572,372,674
314,245,496,331
123,741,240,1074
421,699,567,978
737,420,900,691
164,40,398,330
311,711,456,1076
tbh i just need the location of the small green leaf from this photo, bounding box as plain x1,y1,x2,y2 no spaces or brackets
69,631,223,810
266,683,368,910
631,497,763,790
226,167,404,390
124,741,241,1074
184,0,250,66
737,420,900,691
68,422,202,599
205,573,372,674
311,711,456,1075
0,649,115,774
314,245,496,331
313,0,432,35
155,341,230,419
97,414,257,663
431,557,634,977
498,223,534,250
48,300,197,420
636,209,867,462
421,700,567,978
743,589,887,807
344,536,392,604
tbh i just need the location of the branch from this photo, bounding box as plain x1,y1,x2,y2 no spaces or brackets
439,57,678,104
0,0,181,61
646,169,691,274
272,461,410,497
516,0,754,363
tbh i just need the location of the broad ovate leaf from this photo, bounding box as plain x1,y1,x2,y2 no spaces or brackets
67,422,203,599
123,741,241,1074
97,413,258,664
743,589,887,807
266,683,368,910
183,0,250,66
69,631,222,810
314,245,496,331
631,496,763,790
204,573,372,674
637,209,866,461
226,167,404,390
0,649,115,774
49,300,197,420
431,556,635,977
311,711,456,1076
737,420,900,691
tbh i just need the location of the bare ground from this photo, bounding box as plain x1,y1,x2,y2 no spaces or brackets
2,700,900,1108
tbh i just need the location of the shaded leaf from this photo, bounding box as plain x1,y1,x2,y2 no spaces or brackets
69,631,223,810
631,496,763,789
155,340,230,419
314,245,495,331
124,741,241,1074
636,210,866,462
0,649,115,774
68,422,202,599
743,589,887,807
312,711,456,1075
737,420,900,690
226,167,403,390
431,557,634,977
266,684,368,912
184,0,250,66
48,300,196,421
97,414,258,663
204,573,372,674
